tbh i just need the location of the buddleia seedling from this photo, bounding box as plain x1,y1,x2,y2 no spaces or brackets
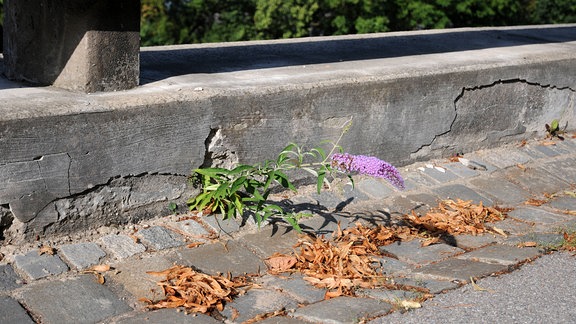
545,119,567,140
168,202,178,214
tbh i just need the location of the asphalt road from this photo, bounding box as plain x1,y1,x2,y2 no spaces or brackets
372,252,576,324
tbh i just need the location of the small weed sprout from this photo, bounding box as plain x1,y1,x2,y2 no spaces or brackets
187,120,404,232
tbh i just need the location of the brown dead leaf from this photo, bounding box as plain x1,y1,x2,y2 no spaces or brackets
229,306,240,322
404,199,510,237
517,241,538,248
540,140,557,146
242,309,286,324
470,277,493,292
421,237,440,247
81,269,106,284
516,164,527,171
129,234,140,244
265,253,297,274
187,242,205,248
142,265,253,314
90,264,111,272
38,245,55,256
400,300,422,309
525,198,548,206
518,139,527,147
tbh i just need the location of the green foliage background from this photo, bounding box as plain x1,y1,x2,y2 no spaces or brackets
0,0,575,48
139,0,576,46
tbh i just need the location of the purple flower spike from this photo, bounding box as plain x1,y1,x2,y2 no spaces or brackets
331,153,405,190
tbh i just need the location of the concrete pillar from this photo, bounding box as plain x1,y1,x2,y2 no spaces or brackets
3,0,140,93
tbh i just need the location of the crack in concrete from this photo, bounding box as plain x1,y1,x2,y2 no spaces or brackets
66,153,72,196
410,78,575,156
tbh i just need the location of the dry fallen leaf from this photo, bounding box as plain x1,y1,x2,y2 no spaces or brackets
186,242,205,248
540,140,557,146
516,164,527,171
525,198,548,206
400,300,422,309
265,253,298,274
229,306,240,322
90,264,111,272
141,265,253,314
470,277,493,292
517,241,538,248
38,245,55,256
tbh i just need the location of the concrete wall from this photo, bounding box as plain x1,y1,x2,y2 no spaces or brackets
0,25,575,242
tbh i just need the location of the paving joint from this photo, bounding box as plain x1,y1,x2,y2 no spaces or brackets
1,137,575,323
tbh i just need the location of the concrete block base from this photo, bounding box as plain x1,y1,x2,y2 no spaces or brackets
0,25,575,242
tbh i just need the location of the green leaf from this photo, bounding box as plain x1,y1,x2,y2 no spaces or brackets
193,168,230,177
274,171,296,191
551,119,560,132
229,164,254,175
230,176,247,193
310,147,327,160
284,215,303,233
316,169,326,194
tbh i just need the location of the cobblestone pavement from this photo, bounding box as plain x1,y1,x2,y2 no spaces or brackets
1,137,576,324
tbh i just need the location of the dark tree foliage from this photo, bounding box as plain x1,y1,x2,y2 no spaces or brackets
0,0,574,49
140,0,575,46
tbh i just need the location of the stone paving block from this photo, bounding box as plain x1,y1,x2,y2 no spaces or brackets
299,213,347,236
258,316,311,324
356,289,421,303
0,296,34,324
456,244,542,265
20,275,132,324
99,234,147,260
527,144,564,157
0,264,23,291
500,166,569,196
138,226,186,250
402,171,439,191
379,240,464,265
202,214,241,235
257,274,326,305
58,242,107,270
115,308,221,324
342,182,371,202
392,277,459,294
109,254,175,301
13,250,69,280
544,156,576,184
508,207,570,225
310,191,344,209
473,148,533,169
492,218,535,236
356,178,395,199
372,256,412,276
419,167,460,183
469,177,531,206
413,258,509,282
547,196,576,211
164,218,211,238
404,193,441,213
503,233,564,249
450,234,501,250
239,226,300,258
432,184,494,206
293,296,391,324
381,195,420,216
442,162,481,178
452,155,499,173
220,288,299,323
167,240,266,276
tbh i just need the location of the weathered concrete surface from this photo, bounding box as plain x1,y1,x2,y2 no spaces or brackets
3,0,140,92
0,25,575,241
